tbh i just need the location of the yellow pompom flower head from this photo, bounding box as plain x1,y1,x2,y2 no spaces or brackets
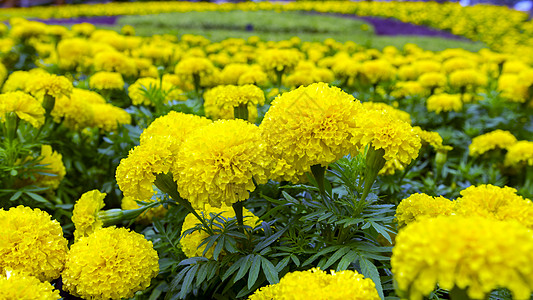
62,227,159,300
89,71,125,91
258,48,303,90
0,271,60,300
0,91,45,132
469,130,517,157
392,216,533,300
174,57,217,99
0,206,68,282
204,84,265,122
25,73,72,117
249,267,380,300
395,193,454,227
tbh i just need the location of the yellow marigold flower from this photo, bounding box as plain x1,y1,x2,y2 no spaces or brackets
426,93,462,114
418,72,447,90
238,69,269,86
174,119,269,209
249,267,380,300
0,206,68,282
93,51,137,77
220,63,252,85
469,129,517,156
260,83,362,177
57,38,92,69
0,272,60,300
72,190,106,242
91,103,131,132
89,71,125,90
352,110,421,166
412,59,441,74
62,227,159,300
392,216,533,300
2,71,30,93
117,112,211,200
0,91,45,128
397,65,418,81
71,22,95,36
360,60,396,85
454,184,533,229
412,126,452,151
257,48,303,73
361,101,411,124
180,204,260,259
175,57,216,81
116,141,173,200
25,73,73,100
390,81,428,98
449,69,488,90
9,20,47,40
121,196,167,225
204,84,265,122
128,77,185,106
504,140,533,167
35,145,66,190
442,57,476,74
395,193,454,227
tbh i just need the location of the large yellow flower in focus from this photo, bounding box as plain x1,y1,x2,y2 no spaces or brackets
0,91,45,128
0,272,60,300
260,83,363,178
174,119,269,209
249,267,380,300
392,216,533,300
72,190,106,241
0,206,68,282
395,193,454,227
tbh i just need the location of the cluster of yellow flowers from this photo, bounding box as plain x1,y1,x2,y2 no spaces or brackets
2,1,532,55
468,130,533,168
393,184,533,298
0,205,159,300
249,267,380,300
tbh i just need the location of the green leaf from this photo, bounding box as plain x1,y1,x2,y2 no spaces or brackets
9,190,22,201
25,191,48,203
302,245,343,267
148,282,166,300
248,255,261,290
336,250,358,271
253,226,288,253
261,257,279,285
290,255,300,267
196,262,209,284
360,256,384,300
275,256,290,272
179,264,200,299
320,246,351,270
222,256,246,282
234,255,253,283
213,236,224,260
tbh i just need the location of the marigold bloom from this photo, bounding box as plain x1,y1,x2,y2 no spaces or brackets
57,38,92,69
117,112,211,200
121,196,167,225
128,77,185,106
0,272,60,300
505,140,533,167
418,72,447,90
412,126,452,152
93,51,137,77
257,48,303,73
260,83,363,179
392,216,533,300
0,206,68,282
89,71,125,90
390,81,428,98
25,73,73,100
468,130,517,157
426,93,462,114
204,84,265,122
180,205,260,259
174,57,216,80
72,190,106,241
175,119,269,209
360,60,396,85
91,103,131,132
395,193,454,227
62,227,159,300
449,69,488,90
361,101,411,124
71,22,95,36
35,145,66,190
249,268,380,300
0,91,45,128
351,109,421,167
454,184,533,229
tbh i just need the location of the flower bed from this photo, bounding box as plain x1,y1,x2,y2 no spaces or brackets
0,5,533,300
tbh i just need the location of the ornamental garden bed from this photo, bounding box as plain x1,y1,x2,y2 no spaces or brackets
0,1,532,300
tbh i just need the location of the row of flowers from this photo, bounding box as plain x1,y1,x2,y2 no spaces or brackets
0,12,532,300
1,1,532,55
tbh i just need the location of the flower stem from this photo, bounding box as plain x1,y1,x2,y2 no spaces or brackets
154,172,214,235
233,103,249,121
361,146,386,202
449,286,471,300
232,200,245,234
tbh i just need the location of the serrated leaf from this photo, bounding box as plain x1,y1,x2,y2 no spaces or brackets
290,255,300,267
196,262,209,284
25,191,48,203
234,255,253,283
320,246,351,270
248,255,261,289
9,190,22,201
169,265,191,292
253,226,288,252
222,256,246,282
275,256,290,272
360,256,384,300
179,263,199,299
213,235,225,260
336,250,358,271
261,257,279,285
302,245,343,266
